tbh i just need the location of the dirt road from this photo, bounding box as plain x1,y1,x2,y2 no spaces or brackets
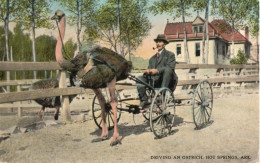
0,93,258,163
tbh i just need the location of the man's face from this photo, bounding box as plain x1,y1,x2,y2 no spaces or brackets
156,40,165,51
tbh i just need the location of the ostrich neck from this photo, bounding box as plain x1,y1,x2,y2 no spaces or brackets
55,16,66,63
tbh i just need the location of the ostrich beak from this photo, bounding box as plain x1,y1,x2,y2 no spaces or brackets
51,14,57,20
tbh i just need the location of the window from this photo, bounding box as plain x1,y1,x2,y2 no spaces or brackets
216,43,219,55
222,45,225,56
194,26,198,33
199,26,203,33
195,43,200,56
176,44,181,56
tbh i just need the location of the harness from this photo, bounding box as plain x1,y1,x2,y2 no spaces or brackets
81,57,117,80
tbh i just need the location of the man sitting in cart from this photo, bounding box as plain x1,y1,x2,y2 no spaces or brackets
137,34,178,108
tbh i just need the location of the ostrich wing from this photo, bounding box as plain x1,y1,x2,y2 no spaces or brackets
32,79,59,89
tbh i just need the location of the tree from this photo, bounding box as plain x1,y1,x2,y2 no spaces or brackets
212,0,252,58
57,0,98,56
230,50,248,64
35,35,57,79
35,35,56,62
85,0,151,58
0,0,17,91
16,0,53,79
64,38,77,60
150,0,191,63
11,23,32,62
10,23,32,79
192,0,210,64
244,0,259,63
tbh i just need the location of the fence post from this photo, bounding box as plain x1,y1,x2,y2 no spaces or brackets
219,68,226,96
58,70,72,122
17,85,22,117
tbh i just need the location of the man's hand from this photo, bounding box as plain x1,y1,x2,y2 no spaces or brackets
143,69,158,75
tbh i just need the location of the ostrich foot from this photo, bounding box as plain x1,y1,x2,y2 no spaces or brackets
39,110,44,121
54,108,59,120
110,135,122,146
99,129,108,140
91,135,108,143
91,128,108,143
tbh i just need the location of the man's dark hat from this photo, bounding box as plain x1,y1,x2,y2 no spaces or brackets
154,34,169,44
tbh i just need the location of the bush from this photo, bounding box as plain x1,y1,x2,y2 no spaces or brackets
230,50,248,64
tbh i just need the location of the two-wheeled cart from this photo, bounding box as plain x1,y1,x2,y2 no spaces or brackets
92,74,213,138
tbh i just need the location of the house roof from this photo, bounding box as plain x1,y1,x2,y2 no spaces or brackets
210,20,249,42
164,16,250,44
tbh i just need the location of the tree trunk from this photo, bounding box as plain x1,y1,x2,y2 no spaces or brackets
181,0,190,63
205,0,209,64
117,0,123,56
202,23,206,64
31,0,37,79
75,0,81,56
256,33,259,63
231,22,234,58
5,0,10,92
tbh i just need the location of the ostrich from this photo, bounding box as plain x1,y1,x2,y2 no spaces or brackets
31,79,75,121
51,10,132,146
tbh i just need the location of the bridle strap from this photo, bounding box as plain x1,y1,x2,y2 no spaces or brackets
55,19,68,58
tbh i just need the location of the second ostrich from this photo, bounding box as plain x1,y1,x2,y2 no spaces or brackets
51,10,132,146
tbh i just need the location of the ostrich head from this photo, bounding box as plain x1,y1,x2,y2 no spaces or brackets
51,10,65,21
52,10,66,64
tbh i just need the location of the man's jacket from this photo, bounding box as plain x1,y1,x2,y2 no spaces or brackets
148,48,178,90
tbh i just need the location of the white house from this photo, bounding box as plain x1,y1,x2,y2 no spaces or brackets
164,16,251,64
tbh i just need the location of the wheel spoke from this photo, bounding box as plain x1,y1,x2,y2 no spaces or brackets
109,112,114,124
194,98,202,104
206,106,212,111
95,113,102,119
107,112,111,129
155,102,163,112
204,108,209,122
200,108,205,124
194,107,201,118
205,108,210,120
110,110,114,115
162,93,167,110
205,107,211,118
202,108,207,123
197,91,202,101
193,103,201,109
196,108,202,124
153,114,162,123
98,119,102,126
94,108,101,112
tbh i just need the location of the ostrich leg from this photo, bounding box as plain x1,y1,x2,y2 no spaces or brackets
107,77,122,146
39,106,45,121
93,89,108,139
54,107,60,120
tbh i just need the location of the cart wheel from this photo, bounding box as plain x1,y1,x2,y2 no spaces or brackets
150,87,176,138
92,88,122,130
191,80,213,129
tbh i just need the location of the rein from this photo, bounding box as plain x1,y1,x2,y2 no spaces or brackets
55,19,68,58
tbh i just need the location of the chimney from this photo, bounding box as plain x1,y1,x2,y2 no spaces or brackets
245,26,249,39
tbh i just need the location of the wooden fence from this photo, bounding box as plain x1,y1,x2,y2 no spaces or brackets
0,62,258,121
